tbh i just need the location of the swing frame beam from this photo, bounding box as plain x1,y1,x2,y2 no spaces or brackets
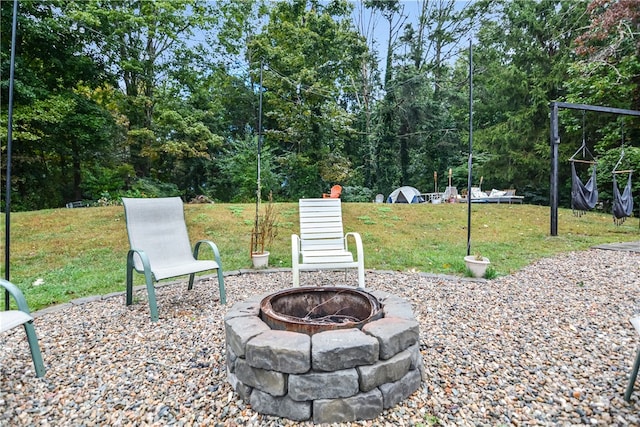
549,102,640,236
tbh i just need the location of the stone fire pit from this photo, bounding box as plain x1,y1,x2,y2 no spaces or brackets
224,287,425,423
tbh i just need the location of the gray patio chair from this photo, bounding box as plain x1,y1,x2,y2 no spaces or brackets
625,316,640,402
1,279,45,377
123,197,226,322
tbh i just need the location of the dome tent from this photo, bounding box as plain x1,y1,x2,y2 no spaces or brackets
387,186,424,204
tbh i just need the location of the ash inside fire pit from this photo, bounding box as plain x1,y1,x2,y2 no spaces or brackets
260,286,383,335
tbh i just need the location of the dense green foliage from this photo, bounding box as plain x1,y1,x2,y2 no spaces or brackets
1,0,639,210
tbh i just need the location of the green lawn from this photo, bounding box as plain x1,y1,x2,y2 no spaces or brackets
1,202,638,311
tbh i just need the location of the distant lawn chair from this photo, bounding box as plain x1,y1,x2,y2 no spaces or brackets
291,198,365,288
122,197,226,322
322,184,342,199
1,279,45,377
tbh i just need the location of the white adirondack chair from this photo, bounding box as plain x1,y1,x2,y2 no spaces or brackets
1,279,45,377
291,198,365,288
123,197,226,322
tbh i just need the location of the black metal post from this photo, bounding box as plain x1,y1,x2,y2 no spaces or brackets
466,41,473,256
253,61,264,253
554,102,640,116
549,102,559,236
5,0,18,310
257,61,264,203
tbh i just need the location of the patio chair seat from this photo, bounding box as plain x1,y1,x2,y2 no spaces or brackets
0,310,34,333
1,279,46,377
150,260,220,281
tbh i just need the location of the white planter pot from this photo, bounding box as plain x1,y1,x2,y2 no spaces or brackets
251,251,270,268
464,255,490,278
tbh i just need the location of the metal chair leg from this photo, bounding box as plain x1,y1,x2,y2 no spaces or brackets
23,321,45,377
625,346,640,402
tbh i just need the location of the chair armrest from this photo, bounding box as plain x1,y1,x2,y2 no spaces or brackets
344,232,364,262
193,240,223,267
127,248,152,274
291,234,301,262
1,279,32,314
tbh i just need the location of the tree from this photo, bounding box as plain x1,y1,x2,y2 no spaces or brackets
247,0,368,199
364,0,473,195
572,0,640,110
66,1,271,202
395,0,473,190
349,2,385,190
0,0,119,210
361,0,404,196
460,0,590,203
565,0,640,207
67,0,224,177
567,0,640,134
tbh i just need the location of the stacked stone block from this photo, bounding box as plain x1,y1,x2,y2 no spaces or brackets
224,290,425,423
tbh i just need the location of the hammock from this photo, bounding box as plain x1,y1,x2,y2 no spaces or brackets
571,161,598,216
612,172,633,226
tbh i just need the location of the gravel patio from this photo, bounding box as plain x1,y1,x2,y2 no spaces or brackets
1,248,640,426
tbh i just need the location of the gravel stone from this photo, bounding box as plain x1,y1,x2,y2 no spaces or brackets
1,248,640,426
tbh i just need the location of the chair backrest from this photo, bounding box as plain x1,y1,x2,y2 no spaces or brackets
299,198,345,251
329,185,342,198
443,186,458,199
123,197,195,271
